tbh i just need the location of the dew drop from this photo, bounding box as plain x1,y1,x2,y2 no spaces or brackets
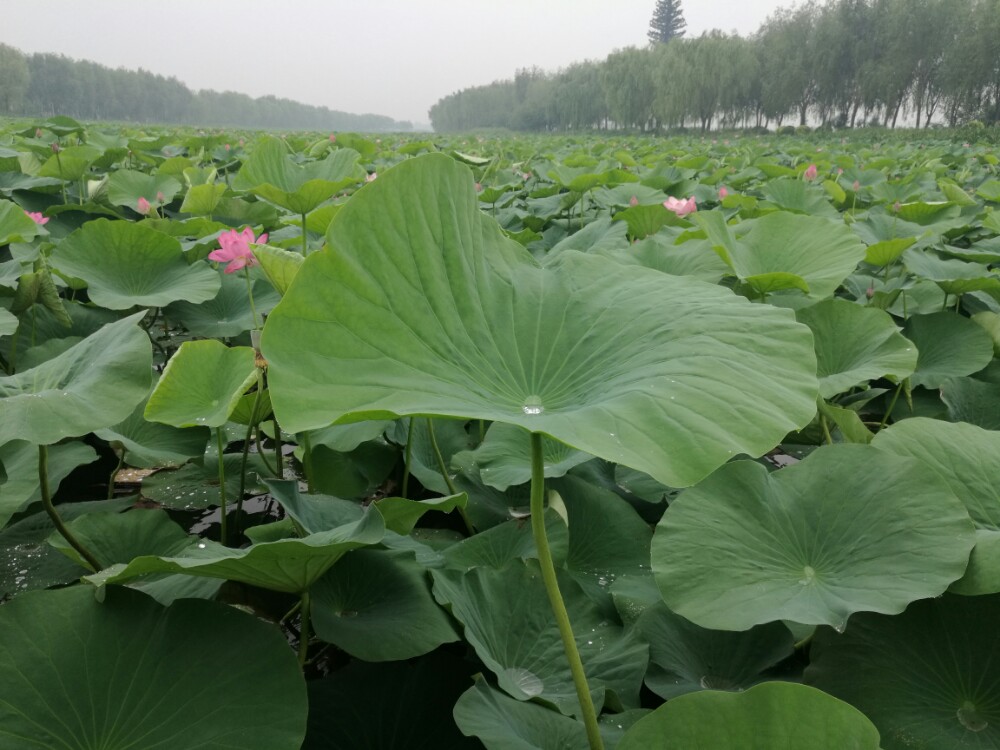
958,701,988,732
197,543,207,549
522,395,544,416
338,610,359,618
798,565,817,586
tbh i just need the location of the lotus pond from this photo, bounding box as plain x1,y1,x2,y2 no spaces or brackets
1,118,999,749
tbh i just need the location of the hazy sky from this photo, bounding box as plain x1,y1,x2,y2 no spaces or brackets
2,1,788,125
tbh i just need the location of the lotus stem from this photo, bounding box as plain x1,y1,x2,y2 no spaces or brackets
427,419,474,535
301,431,315,493
39,445,102,571
273,419,284,476
216,427,229,545
401,417,415,499
529,432,604,750
235,384,265,537
298,591,311,668
301,213,308,256
244,267,260,331
879,381,905,430
107,451,124,500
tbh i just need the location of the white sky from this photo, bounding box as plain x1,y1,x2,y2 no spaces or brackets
1,1,787,125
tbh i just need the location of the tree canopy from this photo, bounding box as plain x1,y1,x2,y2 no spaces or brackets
648,0,687,44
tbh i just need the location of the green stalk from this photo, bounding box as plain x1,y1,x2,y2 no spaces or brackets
301,431,315,493
235,385,264,537
216,427,229,545
427,419,475,535
107,451,125,500
401,417,415,499
273,419,284,476
529,432,604,750
301,213,308,256
244,267,260,330
879,381,905,430
298,591,312,668
39,445,102,571
820,413,834,445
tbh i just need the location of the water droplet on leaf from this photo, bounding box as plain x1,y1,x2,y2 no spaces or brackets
522,395,544,416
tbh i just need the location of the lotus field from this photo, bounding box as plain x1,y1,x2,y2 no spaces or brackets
2,117,1000,749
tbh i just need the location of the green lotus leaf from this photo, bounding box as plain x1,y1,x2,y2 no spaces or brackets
441,508,570,571
305,652,478,750
0,585,307,749
807,594,1000,750
106,168,182,208
179,182,228,216
164,270,279,338
253,243,305,296
431,560,649,716
0,440,98,529
760,178,841,217
903,249,1000,295
903,311,994,389
651,444,975,630
94,381,210,468
234,138,364,214
941,376,1000,430
0,313,151,445
49,219,220,309
0,498,130,598
873,418,1000,595
454,423,591,491
0,307,18,337
37,145,100,181
972,311,1000,355
617,682,881,749
864,237,916,266
50,508,193,570
636,601,795,700
311,548,458,661
0,199,42,245
795,298,918,398
264,479,364,533
139,453,269,511
454,677,644,750
262,154,818,489
374,493,468,535
87,507,385,593
696,209,866,301
613,204,683,239
615,235,729,283
144,339,256,428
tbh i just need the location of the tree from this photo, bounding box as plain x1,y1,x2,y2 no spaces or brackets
648,0,687,44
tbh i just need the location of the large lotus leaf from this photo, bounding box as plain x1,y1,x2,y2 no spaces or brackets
106,168,182,208
453,677,645,750
941,376,1000,430
636,601,795,700
50,508,193,570
37,145,100,181
0,314,152,445
697,209,866,300
0,200,42,245
164,270,280,338
903,248,1000,295
807,594,1000,749
50,219,220,309
140,453,269,511
264,479,364,533
760,177,841,218
262,154,819,489
253,243,304,296
617,682,881,749
614,235,730,283
310,548,458,661
864,237,917,266
374,493,468,536
305,652,478,750
234,138,363,214
0,585,307,749
903,312,994,388
454,423,591,491
0,308,16,337
431,560,649,717
144,339,256,428
651,444,975,631
795,298,918,397
86,507,384,593
973,311,1000,355
441,508,570,571
95,382,209,468
0,498,130,598
551,475,654,602
0,440,98,529
873,418,1000,595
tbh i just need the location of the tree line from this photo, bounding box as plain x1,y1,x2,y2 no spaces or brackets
429,0,1000,133
0,45,413,132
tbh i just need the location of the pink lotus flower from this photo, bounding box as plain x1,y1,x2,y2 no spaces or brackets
136,197,151,215
664,196,697,218
852,180,860,192
803,164,818,181
892,201,901,213
629,195,639,207
156,191,165,204
34,128,42,138
24,210,48,225
329,133,336,142
209,227,268,274
718,186,729,200
475,182,483,192
225,143,231,151
366,172,377,183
